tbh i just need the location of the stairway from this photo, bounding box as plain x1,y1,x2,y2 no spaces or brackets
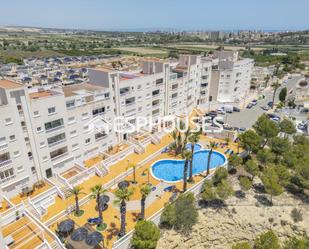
25,201,41,219
133,142,145,154
50,241,62,249
49,177,71,199
150,134,160,144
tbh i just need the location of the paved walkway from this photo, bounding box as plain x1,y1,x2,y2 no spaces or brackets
108,181,172,211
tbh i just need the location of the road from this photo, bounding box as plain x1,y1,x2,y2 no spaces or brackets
219,76,302,129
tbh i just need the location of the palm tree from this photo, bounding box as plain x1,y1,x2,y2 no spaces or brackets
188,132,201,182
271,81,280,109
207,142,216,175
90,184,107,226
182,150,192,192
114,187,134,237
139,184,152,220
69,186,84,216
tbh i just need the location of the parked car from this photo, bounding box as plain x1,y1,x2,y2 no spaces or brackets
224,105,234,113
246,103,253,109
233,106,240,112
261,106,270,111
251,100,258,105
267,101,273,107
217,108,225,114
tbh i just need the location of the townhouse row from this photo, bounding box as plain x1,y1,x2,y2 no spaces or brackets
0,51,253,199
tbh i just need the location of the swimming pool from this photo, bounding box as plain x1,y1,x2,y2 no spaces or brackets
151,150,227,182
185,143,202,152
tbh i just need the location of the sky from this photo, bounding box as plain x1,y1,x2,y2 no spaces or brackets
1,0,309,31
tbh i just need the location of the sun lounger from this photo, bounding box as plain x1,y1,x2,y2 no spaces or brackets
230,150,234,155
87,217,102,225
169,192,177,202
164,185,175,192
224,149,230,154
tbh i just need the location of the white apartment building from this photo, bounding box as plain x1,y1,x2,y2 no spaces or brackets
209,50,254,104
0,52,254,199
0,80,116,198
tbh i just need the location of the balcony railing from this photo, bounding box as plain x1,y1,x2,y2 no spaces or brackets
45,125,64,133
0,159,12,168
48,139,67,148
0,143,8,151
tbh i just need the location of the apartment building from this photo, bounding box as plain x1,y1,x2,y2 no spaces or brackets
0,80,116,198
0,52,253,199
209,50,254,104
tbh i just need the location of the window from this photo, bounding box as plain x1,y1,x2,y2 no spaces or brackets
125,97,135,106
172,84,178,90
82,113,89,120
66,100,75,109
17,166,24,173
172,93,178,98
0,168,14,183
44,118,64,132
40,141,45,148
37,127,42,132
0,152,10,163
68,116,75,124
70,130,77,137
156,78,163,85
92,107,105,116
47,133,66,146
50,146,68,159
48,107,56,114
85,138,91,144
95,132,107,141
152,90,160,96
5,118,12,125
9,135,15,141
33,111,39,116
72,143,79,149
137,84,142,90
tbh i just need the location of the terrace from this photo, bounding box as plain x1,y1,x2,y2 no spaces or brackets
10,181,52,206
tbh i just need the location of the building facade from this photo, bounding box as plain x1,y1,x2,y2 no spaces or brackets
0,52,254,198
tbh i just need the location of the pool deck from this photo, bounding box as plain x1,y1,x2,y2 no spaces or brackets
43,133,238,248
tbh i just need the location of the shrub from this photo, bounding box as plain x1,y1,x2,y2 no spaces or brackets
160,193,198,233
216,180,234,200
290,208,303,223
132,220,160,249
254,230,280,249
213,167,228,185
284,236,309,249
239,176,253,191
232,242,251,249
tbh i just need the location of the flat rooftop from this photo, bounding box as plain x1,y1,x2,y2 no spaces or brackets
29,89,61,100
0,79,23,89
62,83,106,97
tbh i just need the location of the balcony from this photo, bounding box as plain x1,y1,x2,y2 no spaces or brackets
45,125,64,133
0,159,12,168
48,138,67,148
0,143,8,151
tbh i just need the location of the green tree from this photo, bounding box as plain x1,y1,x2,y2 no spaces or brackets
256,148,275,166
269,137,289,160
228,154,242,171
201,181,217,203
182,150,192,192
261,167,284,204
271,81,280,109
254,230,280,249
216,179,234,200
279,87,287,102
160,193,198,233
139,184,152,220
245,160,259,181
239,176,253,191
207,142,216,175
280,119,296,137
213,167,228,186
174,193,198,233
132,220,160,249
253,114,279,148
188,132,201,181
114,187,134,237
239,130,262,154
232,242,251,249
90,184,107,226
69,186,84,216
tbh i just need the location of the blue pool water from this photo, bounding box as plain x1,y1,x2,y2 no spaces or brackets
151,150,226,182
185,143,202,152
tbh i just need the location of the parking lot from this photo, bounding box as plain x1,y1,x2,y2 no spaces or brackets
216,76,302,129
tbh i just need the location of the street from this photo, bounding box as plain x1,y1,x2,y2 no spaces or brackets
219,76,302,129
